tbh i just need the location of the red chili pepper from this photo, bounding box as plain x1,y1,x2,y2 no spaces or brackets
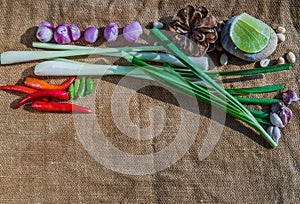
0,85,37,94
31,101,92,113
0,85,48,102
15,90,69,109
24,76,76,90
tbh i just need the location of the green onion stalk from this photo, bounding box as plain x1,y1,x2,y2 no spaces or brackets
146,27,277,148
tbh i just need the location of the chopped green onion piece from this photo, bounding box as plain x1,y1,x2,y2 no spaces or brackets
248,109,270,119
207,64,291,77
235,97,279,105
226,84,284,95
256,118,272,126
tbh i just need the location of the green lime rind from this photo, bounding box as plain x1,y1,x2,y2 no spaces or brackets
229,13,271,54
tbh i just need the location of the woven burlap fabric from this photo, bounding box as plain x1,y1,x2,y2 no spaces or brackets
0,0,299,203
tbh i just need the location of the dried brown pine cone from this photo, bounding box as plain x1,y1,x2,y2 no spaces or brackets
169,5,219,56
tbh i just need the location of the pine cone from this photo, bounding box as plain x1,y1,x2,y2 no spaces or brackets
169,5,219,56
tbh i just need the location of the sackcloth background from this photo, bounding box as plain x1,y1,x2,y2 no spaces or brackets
0,0,299,203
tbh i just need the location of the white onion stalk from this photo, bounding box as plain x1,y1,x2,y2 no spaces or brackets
34,60,207,86
0,46,166,65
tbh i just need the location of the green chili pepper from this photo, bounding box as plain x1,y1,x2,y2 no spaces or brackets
77,77,86,98
68,83,75,100
74,79,80,97
85,78,94,95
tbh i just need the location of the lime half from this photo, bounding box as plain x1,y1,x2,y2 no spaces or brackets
229,13,271,53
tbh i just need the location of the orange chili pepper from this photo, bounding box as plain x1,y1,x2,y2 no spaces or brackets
24,76,76,90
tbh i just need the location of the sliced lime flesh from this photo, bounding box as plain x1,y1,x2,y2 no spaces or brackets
229,13,271,54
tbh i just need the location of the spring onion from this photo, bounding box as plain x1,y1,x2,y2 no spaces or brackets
148,27,277,148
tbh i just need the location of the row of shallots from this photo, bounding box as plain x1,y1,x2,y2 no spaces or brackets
36,21,143,44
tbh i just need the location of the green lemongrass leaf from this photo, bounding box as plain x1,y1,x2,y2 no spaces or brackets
149,27,277,148
131,57,258,126
130,56,245,117
248,109,270,119
0,46,166,65
130,55,259,130
256,118,272,126
226,84,284,95
235,97,279,105
207,64,291,77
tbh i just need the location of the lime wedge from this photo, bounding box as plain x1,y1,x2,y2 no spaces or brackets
229,13,271,53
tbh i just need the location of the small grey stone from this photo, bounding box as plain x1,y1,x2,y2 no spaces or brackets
220,53,228,65
221,16,278,62
153,21,164,29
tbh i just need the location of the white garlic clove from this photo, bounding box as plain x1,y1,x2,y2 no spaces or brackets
286,52,296,63
260,58,270,67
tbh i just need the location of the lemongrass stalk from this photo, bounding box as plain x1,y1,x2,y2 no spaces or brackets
34,60,150,79
149,27,277,148
32,42,166,52
34,60,208,85
0,46,166,65
33,42,210,71
33,42,103,50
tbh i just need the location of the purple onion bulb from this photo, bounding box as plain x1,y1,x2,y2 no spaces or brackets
36,21,54,42
84,27,99,43
69,24,81,41
104,22,119,42
123,21,143,43
270,112,284,128
282,90,299,105
279,106,293,125
54,24,72,44
271,101,285,113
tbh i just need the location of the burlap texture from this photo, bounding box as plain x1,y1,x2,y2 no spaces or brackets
0,0,299,203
